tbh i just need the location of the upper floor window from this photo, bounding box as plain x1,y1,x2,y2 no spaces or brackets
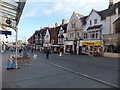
72,23,76,28
84,33,88,39
90,20,92,25
96,33,98,39
46,35,49,38
94,19,97,24
118,8,120,14
77,33,79,37
115,21,120,33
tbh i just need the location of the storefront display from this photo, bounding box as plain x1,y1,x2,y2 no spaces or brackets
82,41,103,56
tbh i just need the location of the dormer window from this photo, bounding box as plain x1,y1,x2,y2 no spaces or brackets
94,19,97,24
90,20,92,25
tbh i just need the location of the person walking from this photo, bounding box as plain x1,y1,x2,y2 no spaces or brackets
59,48,63,56
46,49,50,59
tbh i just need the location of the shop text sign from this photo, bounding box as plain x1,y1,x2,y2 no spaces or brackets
82,42,102,46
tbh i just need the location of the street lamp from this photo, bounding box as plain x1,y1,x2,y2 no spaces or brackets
74,24,77,55
78,37,83,55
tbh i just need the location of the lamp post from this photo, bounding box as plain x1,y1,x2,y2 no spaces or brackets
74,25,77,55
15,27,18,69
78,37,83,55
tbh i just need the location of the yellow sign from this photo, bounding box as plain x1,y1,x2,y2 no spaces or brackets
82,42,102,46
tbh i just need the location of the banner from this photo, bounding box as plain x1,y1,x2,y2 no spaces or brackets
82,42,102,46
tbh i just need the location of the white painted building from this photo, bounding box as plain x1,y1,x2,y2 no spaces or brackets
43,29,51,48
81,0,120,55
66,11,84,54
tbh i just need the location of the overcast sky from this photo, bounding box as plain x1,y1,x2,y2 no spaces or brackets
8,0,112,42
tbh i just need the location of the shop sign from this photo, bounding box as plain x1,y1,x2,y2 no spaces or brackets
82,42,102,46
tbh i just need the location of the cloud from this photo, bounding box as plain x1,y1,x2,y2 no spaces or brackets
23,0,109,17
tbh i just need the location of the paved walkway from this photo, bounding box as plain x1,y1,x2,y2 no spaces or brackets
2,51,118,88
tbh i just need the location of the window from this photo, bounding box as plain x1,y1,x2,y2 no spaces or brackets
91,33,94,39
46,35,49,38
96,33,98,39
115,21,120,33
72,23,76,28
84,33,88,39
94,19,97,24
90,20,92,25
77,33,79,37
118,8,120,14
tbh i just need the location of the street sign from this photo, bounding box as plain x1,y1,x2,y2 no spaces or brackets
0,30,12,35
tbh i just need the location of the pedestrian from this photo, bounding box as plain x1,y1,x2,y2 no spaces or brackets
59,48,63,56
31,48,33,53
19,49,22,53
46,49,50,59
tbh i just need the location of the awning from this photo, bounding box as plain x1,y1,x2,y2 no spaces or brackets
64,41,73,45
87,25,102,30
0,0,26,30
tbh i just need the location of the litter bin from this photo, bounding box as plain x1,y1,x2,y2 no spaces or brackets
6,56,15,70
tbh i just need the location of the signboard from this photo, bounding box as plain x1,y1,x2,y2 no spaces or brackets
82,42,102,46
0,30,12,35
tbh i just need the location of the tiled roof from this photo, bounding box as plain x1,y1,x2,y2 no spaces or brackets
55,23,68,33
76,13,84,18
87,25,102,30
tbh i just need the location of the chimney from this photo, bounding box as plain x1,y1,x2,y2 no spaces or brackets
62,19,66,25
109,0,118,8
55,23,59,27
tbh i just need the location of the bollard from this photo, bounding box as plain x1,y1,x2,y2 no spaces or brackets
33,54,37,60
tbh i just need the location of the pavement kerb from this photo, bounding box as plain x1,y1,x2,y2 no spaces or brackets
40,60,118,89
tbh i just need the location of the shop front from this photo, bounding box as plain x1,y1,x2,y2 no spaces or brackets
64,41,73,54
51,44,61,53
81,41,103,56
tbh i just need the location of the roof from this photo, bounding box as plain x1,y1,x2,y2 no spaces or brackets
0,0,26,29
76,13,84,18
87,25,102,30
80,1,120,25
80,16,88,25
58,34,64,38
61,23,68,33
113,17,120,23
55,23,68,33
98,2,120,19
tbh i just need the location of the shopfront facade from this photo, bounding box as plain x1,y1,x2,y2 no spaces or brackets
81,40,103,56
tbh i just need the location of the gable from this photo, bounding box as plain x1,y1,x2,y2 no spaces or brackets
86,9,102,21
